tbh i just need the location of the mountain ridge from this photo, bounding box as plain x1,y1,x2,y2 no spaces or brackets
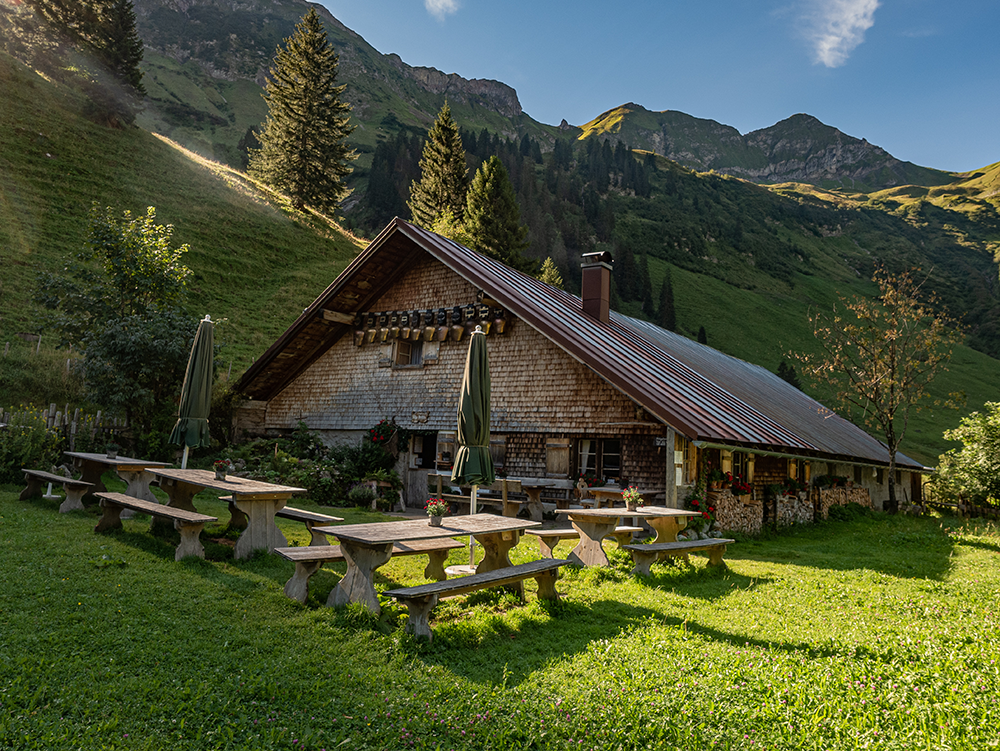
129,0,986,192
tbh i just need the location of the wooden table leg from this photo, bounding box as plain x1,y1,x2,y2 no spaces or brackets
567,515,620,567
153,478,201,535
475,530,525,596
232,497,287,560
73,458,107,498
644,515,691,563
116,469,160,503
329,540,394,614
644,515,687,543
523,488,544,522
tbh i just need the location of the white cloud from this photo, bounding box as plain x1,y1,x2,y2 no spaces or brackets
425,0,459,21
803,0,880,67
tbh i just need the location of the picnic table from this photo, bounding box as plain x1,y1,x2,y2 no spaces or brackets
149,468,305,559
565,506,700,567
509,477,555,521
314,513,541,614
64,451,171,503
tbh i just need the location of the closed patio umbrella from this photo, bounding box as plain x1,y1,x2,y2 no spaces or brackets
168,315,214,468
451,325,495,567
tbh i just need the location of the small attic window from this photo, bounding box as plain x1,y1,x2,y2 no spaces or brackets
394,340,423,368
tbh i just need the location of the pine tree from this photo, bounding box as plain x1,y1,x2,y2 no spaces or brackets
776,361,804,391
99,0,144,95
697,326,708,345
249,8,356,214
407,102,469,228
538,257,564,289
658,269,676,332
639,252,654,317
465,156,530,270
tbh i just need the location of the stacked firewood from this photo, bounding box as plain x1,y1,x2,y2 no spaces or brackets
776,493,814,526
709,489,762,536
815,487,874,519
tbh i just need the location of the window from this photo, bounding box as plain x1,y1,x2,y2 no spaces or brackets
732,452,750,482
393,340,422,367
577,438,621,483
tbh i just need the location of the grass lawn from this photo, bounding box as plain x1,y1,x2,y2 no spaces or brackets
1,481,998,750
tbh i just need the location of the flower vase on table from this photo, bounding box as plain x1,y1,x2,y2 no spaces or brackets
213,460,230,481
106,443,119,460
425,498,448,526
622,486,643,513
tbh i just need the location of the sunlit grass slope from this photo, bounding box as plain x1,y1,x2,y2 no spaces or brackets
0,51,364,371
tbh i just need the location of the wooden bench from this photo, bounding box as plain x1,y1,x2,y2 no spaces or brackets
219,497,343,545
20,468,94,513
94,492,218,561
385,558,569,641
525,525,643,557
623,538,736,576
275,537,465,604
440,478,525,518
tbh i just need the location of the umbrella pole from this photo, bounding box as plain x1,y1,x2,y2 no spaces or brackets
469,485,478,566
181,445,189,470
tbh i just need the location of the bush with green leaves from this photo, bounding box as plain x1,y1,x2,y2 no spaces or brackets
35,203,199,458
345,483,377,508
935,401,1000,508
0,406,63,482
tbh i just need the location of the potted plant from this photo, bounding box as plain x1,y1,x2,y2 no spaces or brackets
213,459,231,481
425,498,448,526
105,442,120,460
707,467,725,490
622,485,644,512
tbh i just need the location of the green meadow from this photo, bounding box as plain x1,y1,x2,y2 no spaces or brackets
2,480,998,750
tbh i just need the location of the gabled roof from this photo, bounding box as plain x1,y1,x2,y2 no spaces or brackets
237,218,922,470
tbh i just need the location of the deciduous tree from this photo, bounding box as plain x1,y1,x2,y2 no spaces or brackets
935,402,1000,509
408,102,468,228
249,7,356,214
795,266,963,508
36,204,197,456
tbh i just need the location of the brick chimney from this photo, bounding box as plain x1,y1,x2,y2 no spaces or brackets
580,250,614,323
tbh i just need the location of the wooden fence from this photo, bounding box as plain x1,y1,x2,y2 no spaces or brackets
0,403,126,452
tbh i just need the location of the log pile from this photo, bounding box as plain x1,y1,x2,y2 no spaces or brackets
710,489,762,536
815,487,873,519
776,493,814,527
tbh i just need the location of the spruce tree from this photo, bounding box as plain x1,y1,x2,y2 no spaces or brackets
465,156,530,270
697,326,708,345
658,269,676,332
249,8,356,214
538,257,564,289
100,0,144,95
408,102,469,228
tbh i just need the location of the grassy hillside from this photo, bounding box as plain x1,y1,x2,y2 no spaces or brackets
1,51,998,466
0,52,363,372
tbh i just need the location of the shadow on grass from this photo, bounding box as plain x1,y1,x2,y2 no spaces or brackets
412,596,663,685
728,514,958,581
634,564,767,600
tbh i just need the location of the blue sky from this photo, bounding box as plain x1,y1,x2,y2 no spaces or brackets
318,0,998,173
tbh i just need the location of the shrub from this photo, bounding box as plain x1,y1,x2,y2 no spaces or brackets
346,483,377,508
0,406,63,482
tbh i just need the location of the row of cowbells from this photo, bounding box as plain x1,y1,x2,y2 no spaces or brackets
353,317,508,346
358,304,504,330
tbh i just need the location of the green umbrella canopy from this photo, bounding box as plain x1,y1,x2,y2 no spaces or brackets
168,316,214,449
451,328,495,488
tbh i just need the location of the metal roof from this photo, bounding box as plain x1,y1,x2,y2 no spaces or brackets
237,218,921,470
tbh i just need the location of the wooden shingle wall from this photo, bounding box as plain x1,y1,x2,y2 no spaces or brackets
259,255,665,444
